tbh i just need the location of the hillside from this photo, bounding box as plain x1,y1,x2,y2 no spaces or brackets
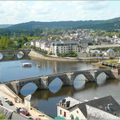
0,17,120,35
0,24,12,28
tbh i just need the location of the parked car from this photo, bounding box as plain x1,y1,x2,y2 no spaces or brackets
19,108,31,116
0,100,3,106
5,100,14,106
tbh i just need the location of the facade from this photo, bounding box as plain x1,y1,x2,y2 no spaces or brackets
30,40,50,53
57,96,120,120
50,41,81,56
30,40,87,56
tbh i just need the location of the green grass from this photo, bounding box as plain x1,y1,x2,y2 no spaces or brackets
0,113,5,120
104,59,118,64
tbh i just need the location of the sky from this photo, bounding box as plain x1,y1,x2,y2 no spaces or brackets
0,1,120,24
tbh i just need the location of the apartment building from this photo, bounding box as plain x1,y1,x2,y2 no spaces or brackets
50,41,81,56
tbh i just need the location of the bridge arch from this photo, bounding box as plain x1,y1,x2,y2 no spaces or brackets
48,77,63,93
16,51,24,59
72,71,95,83
19,81,40,94
73,74,86,90
47,74,71,87
96,72,108,85
8,78,42,94
20,82,38,96
95,70,115,81
0,52,4,60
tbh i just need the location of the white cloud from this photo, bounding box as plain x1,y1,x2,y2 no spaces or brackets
0,1,119,24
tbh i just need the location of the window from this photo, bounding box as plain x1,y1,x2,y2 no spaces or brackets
70,114,74,120
60,110,62,115
75,117,79,120
64,112,66,117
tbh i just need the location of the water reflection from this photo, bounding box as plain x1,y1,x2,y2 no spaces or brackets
32,87,74,100
73,74,86,90
0,60,52,82
96,72,108,85
31,87,75,118
31,79,119,118
31,58,96,74
48,77,63,93
0,60,41,82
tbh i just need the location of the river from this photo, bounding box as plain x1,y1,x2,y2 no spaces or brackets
0,59,120,118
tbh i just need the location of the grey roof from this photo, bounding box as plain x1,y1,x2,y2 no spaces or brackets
51,40,79,45
68,96,120,118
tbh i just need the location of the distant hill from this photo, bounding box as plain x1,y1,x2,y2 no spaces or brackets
0,24,12,28
0,17,120,35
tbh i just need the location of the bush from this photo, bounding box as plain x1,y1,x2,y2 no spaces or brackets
0,113,5,120
57,51,77,57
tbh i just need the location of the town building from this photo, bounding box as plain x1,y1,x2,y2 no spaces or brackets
50,41,81,56
30,40,50,52
57,96,120,120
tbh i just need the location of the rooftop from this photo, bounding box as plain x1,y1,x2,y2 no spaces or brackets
58,96,80,109
72,96,120,118
51,40,79,45
58,96,120,118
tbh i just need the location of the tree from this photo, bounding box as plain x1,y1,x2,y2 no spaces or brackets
0,36,9,50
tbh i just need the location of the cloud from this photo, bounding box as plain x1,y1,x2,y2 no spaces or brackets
0,1,119,24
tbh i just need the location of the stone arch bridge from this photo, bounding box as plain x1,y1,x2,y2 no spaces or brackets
0,49,31,60
4,68,120,94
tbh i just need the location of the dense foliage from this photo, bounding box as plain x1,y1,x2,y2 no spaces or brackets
58,51,78,57
0,35,34,50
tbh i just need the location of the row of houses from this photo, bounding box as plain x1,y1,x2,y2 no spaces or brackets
56,96,120,120
30,40,82,56
30,39,120,58
94,35,120,45
86,44,120,58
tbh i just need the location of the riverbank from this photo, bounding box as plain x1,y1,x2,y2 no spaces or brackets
29,50,101,62
92,58,120,69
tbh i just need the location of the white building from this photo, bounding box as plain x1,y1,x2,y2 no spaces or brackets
57,96,120,120
57,97,86,120
35,40,41,48
30,40,50,53
50,41,81,56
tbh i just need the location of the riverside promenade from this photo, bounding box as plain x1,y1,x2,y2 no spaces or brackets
29,50,101,62
0,84,53,120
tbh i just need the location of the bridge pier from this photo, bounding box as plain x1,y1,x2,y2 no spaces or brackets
7,81,20,95
66,73,74,85
111,68,120,79
40,77,49,89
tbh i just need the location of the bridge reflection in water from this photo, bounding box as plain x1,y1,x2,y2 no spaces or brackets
20,71,117,96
